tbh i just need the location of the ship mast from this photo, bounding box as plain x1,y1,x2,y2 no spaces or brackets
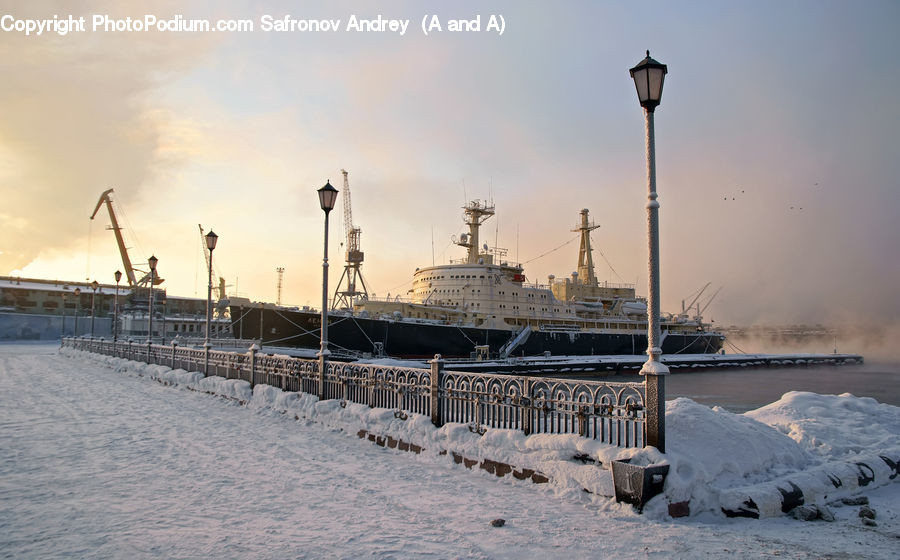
572,208,600,286
454,200,495,264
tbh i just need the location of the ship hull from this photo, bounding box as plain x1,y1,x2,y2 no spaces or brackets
230,305,724,359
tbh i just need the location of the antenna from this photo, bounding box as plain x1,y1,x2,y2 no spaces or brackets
494,212,499,254
276,267,285,305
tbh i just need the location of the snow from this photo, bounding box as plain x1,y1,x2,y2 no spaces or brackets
2,342,899,559
746,391,900,460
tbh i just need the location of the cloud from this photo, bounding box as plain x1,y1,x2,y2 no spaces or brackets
0,1,219,274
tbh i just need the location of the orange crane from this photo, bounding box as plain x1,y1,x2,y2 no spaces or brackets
90,188,161,287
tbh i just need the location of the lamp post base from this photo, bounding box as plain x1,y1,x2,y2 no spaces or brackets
317,347,330,400
640,350,668,453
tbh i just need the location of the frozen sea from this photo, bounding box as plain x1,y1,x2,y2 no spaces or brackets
1,341,898,559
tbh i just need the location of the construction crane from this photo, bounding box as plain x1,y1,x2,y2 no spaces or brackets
90,188,161,287
332,169,369,309
198,224,228,300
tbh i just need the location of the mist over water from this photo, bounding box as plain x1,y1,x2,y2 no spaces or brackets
675,332,900,412
665,362,900,414
590,332,900,413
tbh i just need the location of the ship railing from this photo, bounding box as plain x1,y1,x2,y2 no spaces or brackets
538,323,583,332
62,337,648,448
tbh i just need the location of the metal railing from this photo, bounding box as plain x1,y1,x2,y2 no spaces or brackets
63,337,650,447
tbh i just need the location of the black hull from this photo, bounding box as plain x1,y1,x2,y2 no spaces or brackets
231,305,725,359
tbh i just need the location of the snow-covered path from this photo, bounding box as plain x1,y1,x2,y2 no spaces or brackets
1,343,898,559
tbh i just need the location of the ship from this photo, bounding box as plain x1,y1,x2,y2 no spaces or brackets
229,202,724,359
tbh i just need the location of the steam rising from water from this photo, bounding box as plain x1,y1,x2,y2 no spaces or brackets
724,322,900,364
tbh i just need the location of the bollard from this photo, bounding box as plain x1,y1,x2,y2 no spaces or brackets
171,340,178,370
430,354,444,427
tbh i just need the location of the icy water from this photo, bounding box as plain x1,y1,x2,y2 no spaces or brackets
665,361,900,413
598,362,900,414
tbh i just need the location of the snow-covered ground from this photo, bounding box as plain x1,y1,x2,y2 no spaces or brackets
1,342,898,559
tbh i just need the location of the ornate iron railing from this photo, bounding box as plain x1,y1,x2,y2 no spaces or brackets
62,337,649,447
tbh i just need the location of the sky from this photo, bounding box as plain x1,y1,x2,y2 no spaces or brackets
2,0,899,330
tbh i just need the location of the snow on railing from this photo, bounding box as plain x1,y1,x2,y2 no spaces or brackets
62,337,648,447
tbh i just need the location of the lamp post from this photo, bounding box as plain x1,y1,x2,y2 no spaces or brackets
630,50,669,452
317,180,339,399
73,287,81,337
90,280,99,338
113,270,122,342
61,292,68,337
202,231,217,375
147,255,158,360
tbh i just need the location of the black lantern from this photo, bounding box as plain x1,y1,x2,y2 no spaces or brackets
148,255,158,272
629,50,667,111
113,270,122,342
317,180,338,213
205,230,218,251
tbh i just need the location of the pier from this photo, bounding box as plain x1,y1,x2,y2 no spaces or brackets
441,352,864,376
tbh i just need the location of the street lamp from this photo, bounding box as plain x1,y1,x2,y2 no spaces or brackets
317,180,339,398
61,292,68,337
114,270,122,342
204,230,218,376
90,280,99,338
205,230,218,345
630,50,669,452
73,287,81,336
148,255,158,358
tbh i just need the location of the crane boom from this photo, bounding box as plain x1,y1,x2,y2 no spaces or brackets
341,169,353,243
682,282,711,314
90,188,138,287
199,224,211,270
698,286,723,316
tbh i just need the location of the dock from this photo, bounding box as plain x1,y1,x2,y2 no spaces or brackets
441,352,864,376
